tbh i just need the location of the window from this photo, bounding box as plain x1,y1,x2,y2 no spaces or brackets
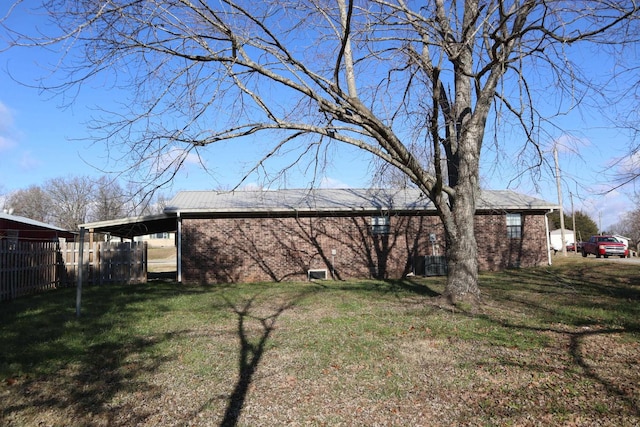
371,216,390,235
506,213,522,239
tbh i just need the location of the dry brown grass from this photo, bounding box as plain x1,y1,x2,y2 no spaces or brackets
148,247,177,261
1,257,639,426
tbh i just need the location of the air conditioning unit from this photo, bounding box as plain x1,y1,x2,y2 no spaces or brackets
307,269,328,280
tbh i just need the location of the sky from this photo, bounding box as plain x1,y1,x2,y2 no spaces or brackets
0,4,638,232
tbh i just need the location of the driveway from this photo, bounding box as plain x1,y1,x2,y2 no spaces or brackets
557,252,640,264
594,256,640,264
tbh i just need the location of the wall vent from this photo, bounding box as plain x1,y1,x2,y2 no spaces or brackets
307,269,328,280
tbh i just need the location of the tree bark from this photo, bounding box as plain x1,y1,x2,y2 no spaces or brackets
443,191,480,305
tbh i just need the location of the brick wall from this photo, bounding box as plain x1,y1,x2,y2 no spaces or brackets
474,213,548,270
181,212,548,284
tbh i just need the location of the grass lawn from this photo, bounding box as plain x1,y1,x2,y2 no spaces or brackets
1,256,638,426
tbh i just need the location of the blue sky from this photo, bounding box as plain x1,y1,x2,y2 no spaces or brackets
0,4,637,231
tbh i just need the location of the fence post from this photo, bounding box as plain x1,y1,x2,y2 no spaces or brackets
97,242,101,285
142,241,148,283
76,227,86,318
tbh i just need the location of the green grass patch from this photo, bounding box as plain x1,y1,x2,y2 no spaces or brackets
1,258,639,426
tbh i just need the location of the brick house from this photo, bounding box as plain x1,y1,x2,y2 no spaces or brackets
164,188,556,284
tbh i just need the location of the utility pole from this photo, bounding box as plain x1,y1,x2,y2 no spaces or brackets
554,145,567,256
599,211,603,234
570,192,577,253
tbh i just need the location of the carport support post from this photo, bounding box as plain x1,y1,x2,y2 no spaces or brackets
177,212,182,283
76,227,86,318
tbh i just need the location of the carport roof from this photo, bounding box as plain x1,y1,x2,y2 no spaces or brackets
80,213,177,239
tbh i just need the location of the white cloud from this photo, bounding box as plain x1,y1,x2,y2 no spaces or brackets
19,151,42,170
609,151,640,176
156,147,204,172
0,101,17,152
552,133,591,155
319,176,350,189
575,187,634,231
0,135,15,151
239,182,263,191
0,101,14,131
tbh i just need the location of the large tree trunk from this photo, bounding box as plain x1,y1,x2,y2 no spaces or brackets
438,125,483,305
443,192,480,305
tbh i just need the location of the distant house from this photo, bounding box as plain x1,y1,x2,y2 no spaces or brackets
612,234,634,256
0,211,75,242
549,229,575,251
161,188,557,284
135,232,176,247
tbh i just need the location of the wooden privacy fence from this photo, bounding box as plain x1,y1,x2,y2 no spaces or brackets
0,240,147,302
60,241,148,287
0,240,61,302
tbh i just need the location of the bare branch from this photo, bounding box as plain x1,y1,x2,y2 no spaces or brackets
3,0,638,297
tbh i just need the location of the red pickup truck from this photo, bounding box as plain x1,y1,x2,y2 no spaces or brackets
581,235,628,258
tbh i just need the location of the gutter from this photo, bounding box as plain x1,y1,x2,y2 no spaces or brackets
544,209,554,266
177,211,182,283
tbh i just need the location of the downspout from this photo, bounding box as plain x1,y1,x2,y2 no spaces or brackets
177,211,182,283
544,209,553,266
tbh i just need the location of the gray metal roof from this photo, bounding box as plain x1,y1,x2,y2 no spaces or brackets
76,189,556,238
165,188,557,214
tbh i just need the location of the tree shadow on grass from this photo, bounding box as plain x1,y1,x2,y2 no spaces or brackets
179,287,314,427
217,290,312,427
439,311,640,420
0,282,202,425
219,296,287,426
456,266,640,418
322,277,442,300
68,332,177,425
488,266,640,331
569,326,640,416
476,318,640,418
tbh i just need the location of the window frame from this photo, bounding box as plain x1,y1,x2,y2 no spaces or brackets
370,216,390,235
506,213,522,239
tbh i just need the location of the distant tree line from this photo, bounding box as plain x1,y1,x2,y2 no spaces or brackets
609,204,640,250
548,202,640,251
1,175,167,231
548,211,599,242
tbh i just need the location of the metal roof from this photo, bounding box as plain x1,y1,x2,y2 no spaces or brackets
79,189,556,238
165,188,557,214
0,211,73,233
476,190,558,211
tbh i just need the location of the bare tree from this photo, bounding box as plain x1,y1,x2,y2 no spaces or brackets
2,1,638,303
5,185,52,223
4,175,145,228
45,176,95,230
610,207,640,245
92,175,127,221
123,182,168,216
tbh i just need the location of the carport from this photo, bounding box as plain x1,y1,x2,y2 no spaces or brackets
76,213,182,316
79,212,182,281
